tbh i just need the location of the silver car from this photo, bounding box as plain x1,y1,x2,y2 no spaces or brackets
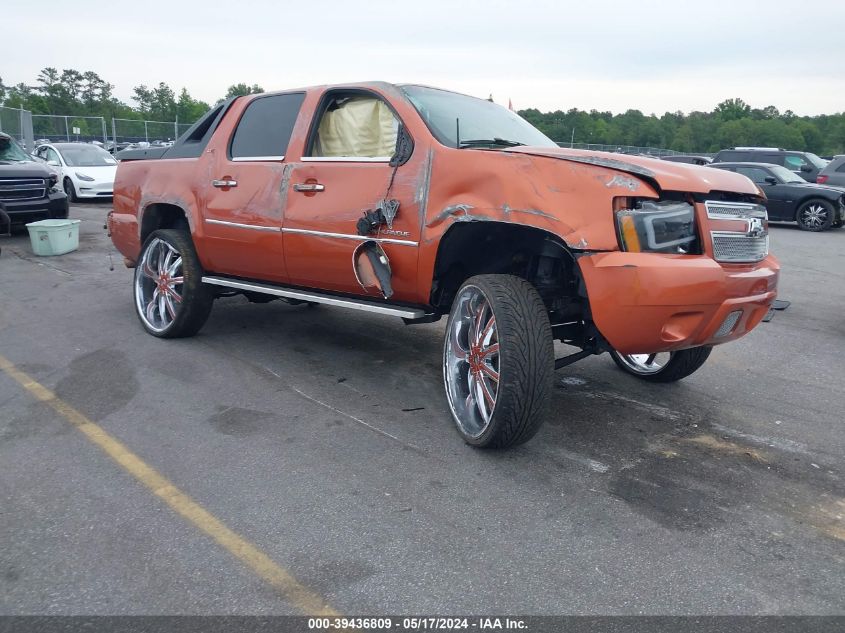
817,155,845,187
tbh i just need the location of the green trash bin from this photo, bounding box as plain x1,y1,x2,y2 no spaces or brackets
25,219,81,256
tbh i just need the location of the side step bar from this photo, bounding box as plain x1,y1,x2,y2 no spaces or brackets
202,276,427,320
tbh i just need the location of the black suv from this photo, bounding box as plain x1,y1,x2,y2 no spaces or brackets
711,148,828,183
0,133,68,229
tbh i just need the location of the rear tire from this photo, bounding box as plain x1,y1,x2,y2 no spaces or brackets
134,229,213,338
796,199,833,232
443,274,554,448
610,346,712,383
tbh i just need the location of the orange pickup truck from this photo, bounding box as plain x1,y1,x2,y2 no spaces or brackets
109,82,779,448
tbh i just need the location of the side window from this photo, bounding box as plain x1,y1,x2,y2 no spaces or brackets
229,93,305,160
836,161,845,173
45,148,61,164
761,154,785,166
307,94,398,160
736,167,771,184
783,154,809,171
719,151,740,161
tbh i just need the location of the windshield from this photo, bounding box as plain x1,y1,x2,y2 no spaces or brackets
0,136,34,163
58,144,117,167
770,165,805,183
401,86,557,149
804,153,828,169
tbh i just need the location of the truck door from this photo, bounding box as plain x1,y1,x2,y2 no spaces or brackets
282,90,422,302
199,92,305,284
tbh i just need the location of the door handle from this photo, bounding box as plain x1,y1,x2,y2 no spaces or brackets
293,183,325,193
211,179,238,188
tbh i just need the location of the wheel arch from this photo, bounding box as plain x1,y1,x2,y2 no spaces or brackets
429,221,584,315
139,202,192,244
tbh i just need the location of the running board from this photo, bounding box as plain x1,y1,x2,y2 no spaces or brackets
201,276,427,319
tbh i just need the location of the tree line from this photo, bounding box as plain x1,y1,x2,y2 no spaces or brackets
1,68,843,155
520,97,844,156
0,68,263,128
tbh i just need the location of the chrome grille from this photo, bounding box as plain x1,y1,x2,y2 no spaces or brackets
705,201,767,219
0,178,47,201
711,232,769,263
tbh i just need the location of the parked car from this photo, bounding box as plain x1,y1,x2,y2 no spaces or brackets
711,147,828,183
817,155,845,187
33,142,117,201
661,155,712,165
0,132,69,227
709,162,845,231
108,82,779,449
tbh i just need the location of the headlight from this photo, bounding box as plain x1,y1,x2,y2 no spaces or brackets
46,174,58,188
75,172,95,182
615,200,699,254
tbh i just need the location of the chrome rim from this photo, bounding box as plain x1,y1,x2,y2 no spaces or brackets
444,285,500,438
800,203,828,228
615,352,673,375
134,237,184,333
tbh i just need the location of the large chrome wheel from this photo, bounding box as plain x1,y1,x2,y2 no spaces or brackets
444,284,501,439
135,236,184,333
610,346,713,383
442,275,554,448
133,229,213,338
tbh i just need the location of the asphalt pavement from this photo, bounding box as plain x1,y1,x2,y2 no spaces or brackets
1,202,843,615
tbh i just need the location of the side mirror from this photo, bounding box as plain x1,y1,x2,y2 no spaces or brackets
47,160,60,167
764,177,778,185
800,165,813,173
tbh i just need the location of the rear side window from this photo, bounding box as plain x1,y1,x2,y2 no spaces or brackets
718,151,744,161
760,153,785,166
230,93,305,160
735,166,771,184
836,161,845,173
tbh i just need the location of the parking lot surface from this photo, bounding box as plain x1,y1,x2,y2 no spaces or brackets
1,202,843,615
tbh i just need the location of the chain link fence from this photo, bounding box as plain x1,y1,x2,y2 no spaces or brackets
112,118,192,145
0,106,35,151
555,142,681,157
31,114,108,145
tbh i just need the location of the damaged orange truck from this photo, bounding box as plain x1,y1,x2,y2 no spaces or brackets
109,82,779,448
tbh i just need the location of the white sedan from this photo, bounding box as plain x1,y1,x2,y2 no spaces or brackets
34,142,116,201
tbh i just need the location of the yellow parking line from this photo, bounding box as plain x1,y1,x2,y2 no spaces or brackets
0,354,338,616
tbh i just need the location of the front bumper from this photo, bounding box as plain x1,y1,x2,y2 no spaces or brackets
578,252,780,354
76,179,114,198
0,190,69,224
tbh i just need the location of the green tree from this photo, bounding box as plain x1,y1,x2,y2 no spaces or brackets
223,83,264,100
715,98,751,121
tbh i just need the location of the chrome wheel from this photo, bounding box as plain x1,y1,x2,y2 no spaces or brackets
797,201,831,231
613,352,673,375
444,285,500,439
135,237,184,333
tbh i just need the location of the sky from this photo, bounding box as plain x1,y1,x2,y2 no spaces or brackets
4,0,845,116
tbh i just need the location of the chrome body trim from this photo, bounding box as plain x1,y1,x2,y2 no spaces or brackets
231,155,285,162
204,218,280,232
300,156,390,163
282,227,417,246
201,276,426,319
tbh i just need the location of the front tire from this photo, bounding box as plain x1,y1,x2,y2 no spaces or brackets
63,178,78,203
610,346,712,383
134,229,213,338
796,199,833,232
443,275,554,448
